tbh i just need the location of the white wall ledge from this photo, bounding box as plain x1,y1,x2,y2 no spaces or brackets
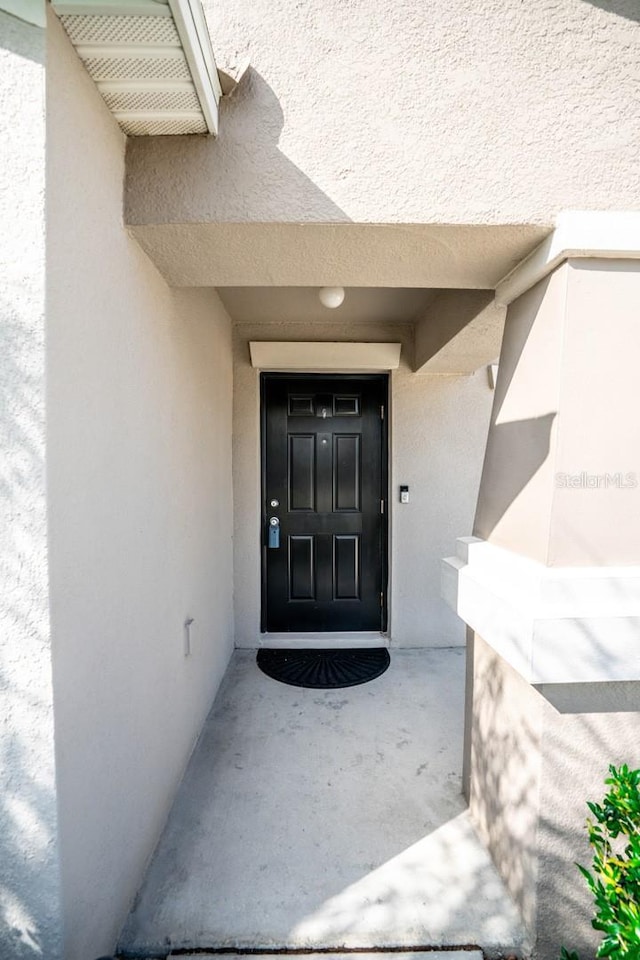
442,537,640,684
496,211,640,305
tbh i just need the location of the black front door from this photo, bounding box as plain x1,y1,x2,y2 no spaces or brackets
262,374,388,632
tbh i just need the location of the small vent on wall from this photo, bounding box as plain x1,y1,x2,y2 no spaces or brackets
51,0,222,137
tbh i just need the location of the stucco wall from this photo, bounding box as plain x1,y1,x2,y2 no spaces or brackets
474,270,564,563
549,259,640,565
468,635,544,936
46,14,234,960
126,0,640,228
469,634,640,960
0,9,64,958
475,259,640,567
466,254,640,953
233,321,491,648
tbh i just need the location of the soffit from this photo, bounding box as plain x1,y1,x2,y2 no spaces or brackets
128,222,551,288
50,0,221,136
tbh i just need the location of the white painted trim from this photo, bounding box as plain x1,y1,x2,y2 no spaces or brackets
52,1,172,15
257,632,389,650
112,109,205,121
98,78,192,89
496,211,640,306
167,0,221,133
1,0,46,25
75,43,187,58
442,536,640,684
249,341,402,371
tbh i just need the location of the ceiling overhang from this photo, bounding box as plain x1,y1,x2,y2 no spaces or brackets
127,222,552,288
51,0,221,136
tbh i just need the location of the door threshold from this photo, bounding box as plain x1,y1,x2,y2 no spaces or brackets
259,632,389,649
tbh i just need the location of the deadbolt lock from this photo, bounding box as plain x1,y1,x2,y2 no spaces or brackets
268,516,280,549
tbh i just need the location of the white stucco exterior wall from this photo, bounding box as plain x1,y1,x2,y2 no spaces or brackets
0,9,64,958
126,0,640,228
46,14,234,960
233,321,491,648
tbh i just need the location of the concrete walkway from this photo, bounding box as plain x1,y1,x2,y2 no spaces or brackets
119,649,528,958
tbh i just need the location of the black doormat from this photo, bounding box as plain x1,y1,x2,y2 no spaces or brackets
256,647,390,689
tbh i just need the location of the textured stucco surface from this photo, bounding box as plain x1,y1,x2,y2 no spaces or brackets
126,0,640,229
474,269,565,562
468,636,544,936
232,319,492,648
550,259,640,565
414,291,504,374
465,254,640,956
219,286,439,326
469,634,640,960
46,15,235,960
127,221,549,290
0,9,64,959
475,259,640,566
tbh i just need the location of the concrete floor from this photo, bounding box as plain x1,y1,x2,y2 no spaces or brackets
119,649,528,958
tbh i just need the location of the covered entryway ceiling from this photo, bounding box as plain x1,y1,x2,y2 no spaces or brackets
217,286,440,325
219,285,505,376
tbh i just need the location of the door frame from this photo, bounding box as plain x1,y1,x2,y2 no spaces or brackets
259,372,389,634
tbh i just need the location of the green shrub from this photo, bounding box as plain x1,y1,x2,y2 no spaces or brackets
560,949,580,960
562,764,640,959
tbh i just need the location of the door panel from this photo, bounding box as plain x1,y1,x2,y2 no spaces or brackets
289,536,315,599
288,435,315,511
262,374,387,632
334,434,361,511
334,535,360,599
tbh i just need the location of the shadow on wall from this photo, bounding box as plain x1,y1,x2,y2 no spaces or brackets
538,660,640,959
535,667,640,959
580,0,640,21
472,616,640,960
0,293,60,957
473,412,557,541
125,68,351,223
470,642,593,955
472,272,557,542
470,643,542,934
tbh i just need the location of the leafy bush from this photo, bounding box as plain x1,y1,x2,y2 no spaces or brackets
560,949,580,960
562,764,640,959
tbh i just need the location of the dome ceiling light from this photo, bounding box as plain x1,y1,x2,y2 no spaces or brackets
318,286,345,309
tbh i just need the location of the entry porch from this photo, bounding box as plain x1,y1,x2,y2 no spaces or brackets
118,648,526,958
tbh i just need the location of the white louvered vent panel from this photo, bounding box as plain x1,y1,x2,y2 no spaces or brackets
81,54,191,82
59,15,180,46
102,88,201,112
118,116,208,136
52,0,220,137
